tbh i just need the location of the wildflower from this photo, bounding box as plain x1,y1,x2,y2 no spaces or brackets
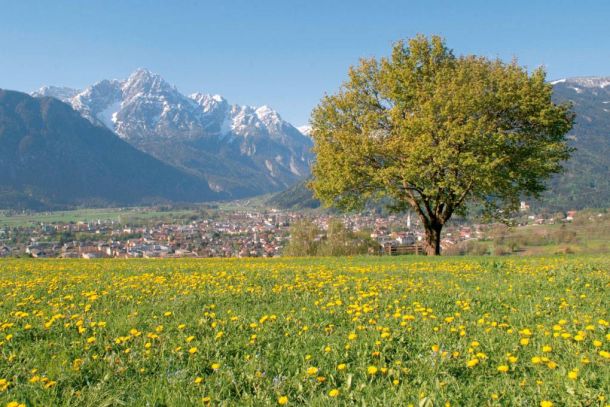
0,379,10,391
337,363,346,371
367,366,378,375
466,358,479,368
211,363,221,370
188,347,198,354
567,369,578,380
540,401,553,407
278,395,288,405
194,377,203,384
306,367,318,376
497,365,509,372
542,345,552,353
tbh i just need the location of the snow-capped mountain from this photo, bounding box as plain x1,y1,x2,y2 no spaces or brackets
550,76,610,93
297,125,312,137
32,85,80,101
33,69,313,197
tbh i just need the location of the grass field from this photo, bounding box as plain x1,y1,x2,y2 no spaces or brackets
0,256,608,406
0,207,205,228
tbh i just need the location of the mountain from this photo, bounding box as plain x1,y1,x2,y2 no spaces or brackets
546,77,610,209
268,77,610,211
33,69,313,198
297,125,312,137
0,89,219,210
267,179,320,210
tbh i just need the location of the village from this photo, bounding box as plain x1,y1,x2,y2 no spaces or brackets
0,203,582,259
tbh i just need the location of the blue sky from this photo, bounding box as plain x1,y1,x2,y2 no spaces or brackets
1,0,609,125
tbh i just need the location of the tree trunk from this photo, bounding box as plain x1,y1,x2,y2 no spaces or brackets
423,223,442,256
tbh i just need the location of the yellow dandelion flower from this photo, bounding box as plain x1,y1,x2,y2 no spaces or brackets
466,358,479,368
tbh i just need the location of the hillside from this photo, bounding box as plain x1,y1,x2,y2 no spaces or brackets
544,77,610,209
0,89,219,210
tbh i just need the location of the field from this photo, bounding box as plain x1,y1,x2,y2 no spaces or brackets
0,257,608,406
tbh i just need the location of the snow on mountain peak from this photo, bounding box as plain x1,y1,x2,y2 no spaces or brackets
122,68,175,97
555,76,610,89
32,86,81,102
297,125,312,137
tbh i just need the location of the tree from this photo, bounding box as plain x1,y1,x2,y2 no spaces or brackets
309,35,574,255
283,219,321,256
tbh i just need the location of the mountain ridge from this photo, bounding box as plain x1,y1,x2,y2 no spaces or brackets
33,69,313,198
0,89,220,210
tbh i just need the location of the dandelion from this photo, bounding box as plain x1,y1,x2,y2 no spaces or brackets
540,401,553,407
188,347,198,354
567,369,578,380
306,367,318,376
497,365,509,373
466,358,479,368
278,396,288,405
367,366,378,375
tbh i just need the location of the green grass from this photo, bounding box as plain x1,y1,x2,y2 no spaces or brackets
0,207,201,227
0,256,608,406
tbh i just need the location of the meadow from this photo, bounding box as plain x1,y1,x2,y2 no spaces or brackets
0,256,608,406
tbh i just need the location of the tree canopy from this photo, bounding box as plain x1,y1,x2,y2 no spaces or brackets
309,35,574,255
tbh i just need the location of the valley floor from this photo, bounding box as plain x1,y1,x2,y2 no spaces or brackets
0,256,608,406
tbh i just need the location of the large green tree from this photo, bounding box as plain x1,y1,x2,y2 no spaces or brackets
309,35,574,255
